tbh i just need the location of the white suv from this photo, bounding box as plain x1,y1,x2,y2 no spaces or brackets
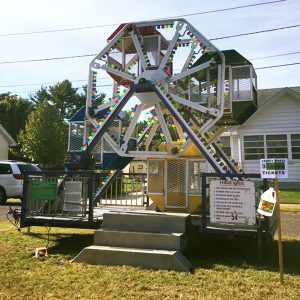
0,161,41,205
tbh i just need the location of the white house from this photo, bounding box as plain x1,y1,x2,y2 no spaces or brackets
227,87,300,182
0,124,17,160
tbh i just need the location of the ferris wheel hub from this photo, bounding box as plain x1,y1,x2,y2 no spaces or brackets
136,69,169,85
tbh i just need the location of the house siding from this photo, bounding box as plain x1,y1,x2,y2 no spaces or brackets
238,94,300,132
233,91,300,182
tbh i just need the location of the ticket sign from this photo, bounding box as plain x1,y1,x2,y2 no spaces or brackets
260,159,288,179
210,180,256,226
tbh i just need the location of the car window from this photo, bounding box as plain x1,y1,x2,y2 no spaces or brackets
17,164,41,173
0,163,12,174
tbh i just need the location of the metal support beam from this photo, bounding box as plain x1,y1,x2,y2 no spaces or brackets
85,88,135,153
93,100,117,115
212,141,241,175
94,170,121,203
154,86,225,178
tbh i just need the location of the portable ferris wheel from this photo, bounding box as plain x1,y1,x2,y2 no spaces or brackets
67,18,257,211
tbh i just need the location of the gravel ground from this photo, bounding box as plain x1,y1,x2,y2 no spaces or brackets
0,205,8,222
1,204,299,239
277,212,300,239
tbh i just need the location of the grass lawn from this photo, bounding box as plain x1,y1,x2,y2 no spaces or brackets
279,191,300,205
0,222,300,299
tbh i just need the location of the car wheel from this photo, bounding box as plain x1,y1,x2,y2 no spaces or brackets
0,188,7,205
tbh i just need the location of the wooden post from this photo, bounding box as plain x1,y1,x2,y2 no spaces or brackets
275,177,284,284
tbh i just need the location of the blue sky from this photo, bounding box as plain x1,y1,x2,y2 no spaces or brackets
0,0,299,99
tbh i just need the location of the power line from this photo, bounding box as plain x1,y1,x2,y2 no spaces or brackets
5,84,113,94
0,54,97,64
256,62,300,69
0,58,299,88
0,0,286,37
1,62,299,94
250,51,300,60
168,0,287,18
1,24,299,66
210,24,300,40
0,77,111,88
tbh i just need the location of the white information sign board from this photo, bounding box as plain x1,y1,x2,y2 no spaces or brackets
260,158,288,179
210,180,256,225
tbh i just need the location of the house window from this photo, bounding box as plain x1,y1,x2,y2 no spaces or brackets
243,135,264,160
266,135,288,158
243,133,300,161
291,134,300,159
219,136,231,157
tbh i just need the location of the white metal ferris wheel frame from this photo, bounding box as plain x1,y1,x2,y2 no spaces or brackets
83,18,227,169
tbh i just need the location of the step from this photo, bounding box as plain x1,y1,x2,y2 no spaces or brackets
102,211,190,233
94,229,186,251
72,245,193,272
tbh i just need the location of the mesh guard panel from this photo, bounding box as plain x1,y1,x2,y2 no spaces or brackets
69,122,84,151
147,160,164,194
166,159,186,208
232,65,251,101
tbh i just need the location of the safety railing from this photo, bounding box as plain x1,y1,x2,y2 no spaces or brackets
20,170,100,228
98,173,148,207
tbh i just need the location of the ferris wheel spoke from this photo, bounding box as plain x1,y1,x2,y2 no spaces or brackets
169,93,219,116
144,123,158,150
155,105,173,144
101,65,136,82
125,54,139,69
170,61,212,82
131,33,148,70
181,44,197,72
158,22,185,72
121,104,145,152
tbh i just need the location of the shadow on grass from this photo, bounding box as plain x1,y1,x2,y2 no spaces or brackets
26,227,300,274
28,232,94,258
186,234,300,275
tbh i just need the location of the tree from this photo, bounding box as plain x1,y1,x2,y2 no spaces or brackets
0,92,10,102
31,80,86,119
0,93,33,140
30,86,50,106
18,101,68,169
